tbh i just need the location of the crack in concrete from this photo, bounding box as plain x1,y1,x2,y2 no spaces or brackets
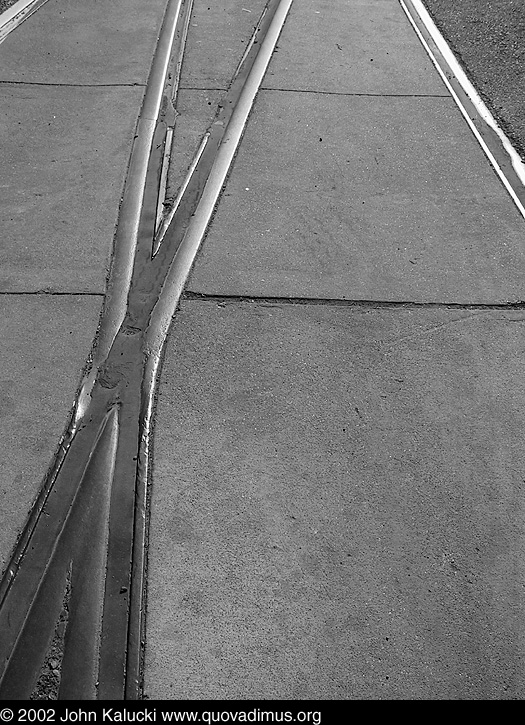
178,84,450,98
259,87,451,98
380,310,515,350
178,84,228,92
182,291,525,310
0,291,104,296
0,80,147,88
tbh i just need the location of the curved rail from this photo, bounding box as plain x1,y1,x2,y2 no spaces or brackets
0,0,293,701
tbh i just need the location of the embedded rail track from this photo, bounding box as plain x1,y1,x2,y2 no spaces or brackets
1,0,525,702
0,0,294,700
0,0,51,43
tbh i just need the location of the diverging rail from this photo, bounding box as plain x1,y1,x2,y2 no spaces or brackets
0,0,294,700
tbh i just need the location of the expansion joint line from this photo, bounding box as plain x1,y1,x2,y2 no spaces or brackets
0,80,147,87
0,0,294,702
182,292,525,311
259,86,450,98
0,291,105,296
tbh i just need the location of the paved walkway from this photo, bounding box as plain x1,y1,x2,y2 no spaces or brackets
144,0,525,700
0,0,175,576
1,0,524,700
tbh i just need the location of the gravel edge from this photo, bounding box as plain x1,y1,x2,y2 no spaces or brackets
0,0,20,14
421,0,525,162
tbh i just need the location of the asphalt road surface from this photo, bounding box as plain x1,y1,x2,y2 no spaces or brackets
423,0,525,160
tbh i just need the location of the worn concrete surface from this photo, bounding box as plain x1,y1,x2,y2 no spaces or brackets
0,84,144,292
262,0,447,95
0,0,170,573
187,91,525,303
0,0,167,84
146,301,525,700
0,295,101,573
165,90,223,207
145,0,525,701
178,0,270,90
2,0,525,701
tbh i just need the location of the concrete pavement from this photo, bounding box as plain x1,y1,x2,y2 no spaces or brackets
1,0,525,700
144,0,525,700
146,301,525,699
0,0,169,572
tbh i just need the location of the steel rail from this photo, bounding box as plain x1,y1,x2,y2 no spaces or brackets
399,0,525,220
128,0,294,696
0,0,192,700
74,0,190,426
0,0,50,44
0,0,294,700
146,0,295,357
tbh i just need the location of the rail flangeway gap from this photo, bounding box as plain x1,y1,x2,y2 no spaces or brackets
0,0,293,701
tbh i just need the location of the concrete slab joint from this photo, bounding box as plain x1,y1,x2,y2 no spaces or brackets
1,0,525,703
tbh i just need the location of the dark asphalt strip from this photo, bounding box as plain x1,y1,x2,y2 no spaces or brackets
401,0,525,220
421,0,525,162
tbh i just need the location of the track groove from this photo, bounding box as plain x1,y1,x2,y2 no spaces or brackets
0,0,294,700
